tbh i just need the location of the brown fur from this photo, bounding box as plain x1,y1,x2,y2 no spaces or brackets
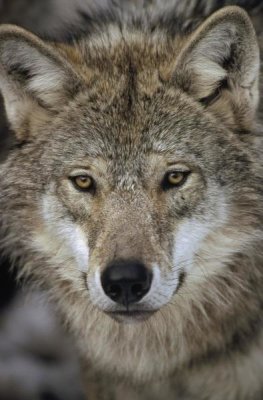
0,5,262,400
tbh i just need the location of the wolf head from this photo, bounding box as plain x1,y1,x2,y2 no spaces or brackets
0,6,262,380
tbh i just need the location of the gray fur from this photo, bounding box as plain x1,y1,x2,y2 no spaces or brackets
0,2,262,400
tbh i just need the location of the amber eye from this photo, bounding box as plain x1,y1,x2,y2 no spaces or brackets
162,171,190,191
168,171,185,185
71,175,94,191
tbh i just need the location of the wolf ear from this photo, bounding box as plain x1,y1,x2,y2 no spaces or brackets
0,25,80,136
174,6,260,131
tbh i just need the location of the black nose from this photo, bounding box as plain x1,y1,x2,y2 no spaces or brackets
101,259,152,306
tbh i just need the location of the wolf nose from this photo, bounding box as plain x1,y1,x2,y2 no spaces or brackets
101,259,152,306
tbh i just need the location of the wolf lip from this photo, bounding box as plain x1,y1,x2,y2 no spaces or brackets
106,310,156,323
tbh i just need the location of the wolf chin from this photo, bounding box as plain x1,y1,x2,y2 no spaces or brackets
0,2,262,399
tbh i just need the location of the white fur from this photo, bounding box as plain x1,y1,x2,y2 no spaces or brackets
33,194,90,274
173,194,228,282
173,218,213,275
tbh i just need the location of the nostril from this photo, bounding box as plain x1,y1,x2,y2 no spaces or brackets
131,283,144,297
106,283,122,300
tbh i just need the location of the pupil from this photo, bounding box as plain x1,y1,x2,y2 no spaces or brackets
77,176,90,186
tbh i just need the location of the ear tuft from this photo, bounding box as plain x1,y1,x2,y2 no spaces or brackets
174,6,260,131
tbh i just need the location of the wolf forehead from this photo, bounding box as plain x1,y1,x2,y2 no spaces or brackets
54,32,191,137
42,27,243,159
46,35,220,158
45,73,235,171
47,91,220,168
57,26,178,93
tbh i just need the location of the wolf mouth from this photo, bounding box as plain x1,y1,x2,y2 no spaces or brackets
106,310,156,323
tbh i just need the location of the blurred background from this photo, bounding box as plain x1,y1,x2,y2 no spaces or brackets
0,1,262,399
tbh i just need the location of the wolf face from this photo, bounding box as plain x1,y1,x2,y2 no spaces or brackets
0,6,262,382
34,88,232,317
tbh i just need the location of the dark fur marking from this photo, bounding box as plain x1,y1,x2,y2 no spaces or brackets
176,271,186,293
199,79,228,107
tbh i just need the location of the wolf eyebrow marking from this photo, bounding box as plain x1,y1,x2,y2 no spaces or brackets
68,165,92,170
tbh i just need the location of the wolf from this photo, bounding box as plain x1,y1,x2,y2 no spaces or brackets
0,1,262,399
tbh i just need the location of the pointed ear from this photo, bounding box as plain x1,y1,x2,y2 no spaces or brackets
174,6,260,131
0,25,80,137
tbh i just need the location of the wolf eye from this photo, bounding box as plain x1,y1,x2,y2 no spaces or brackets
70,175,94,191
162,171,190,190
